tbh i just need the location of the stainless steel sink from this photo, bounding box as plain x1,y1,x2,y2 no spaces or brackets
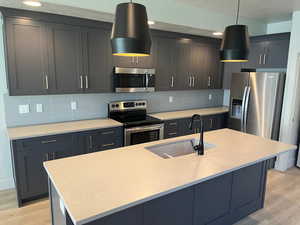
145,139,216,159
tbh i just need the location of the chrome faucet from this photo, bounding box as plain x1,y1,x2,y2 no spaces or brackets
190,114,204,155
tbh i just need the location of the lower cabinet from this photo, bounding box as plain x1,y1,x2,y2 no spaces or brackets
164,113,227,139
11,126,123,206
80,127,123,153
64,161,267,225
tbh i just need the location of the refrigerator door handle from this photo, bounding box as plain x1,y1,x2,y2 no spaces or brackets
243,86,251,132
241,86,248,132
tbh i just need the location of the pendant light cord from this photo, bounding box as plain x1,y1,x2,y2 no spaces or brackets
236,0,240,24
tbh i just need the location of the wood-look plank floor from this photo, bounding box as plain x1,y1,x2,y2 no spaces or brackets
0,168,300,225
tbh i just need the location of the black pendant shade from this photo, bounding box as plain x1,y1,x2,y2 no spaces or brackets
111,2,151,56
220,25,250,62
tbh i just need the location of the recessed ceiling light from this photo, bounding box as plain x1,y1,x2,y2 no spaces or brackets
148,21,155,25
23,1,42,7
213,32,223,36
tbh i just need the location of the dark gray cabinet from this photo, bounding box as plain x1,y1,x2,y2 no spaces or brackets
12,133,82,206
194,173,232,225
11,126,123,206
46,23,83,94
83,28,112,93
5,18,49,95
144,187,194,225
82,127,123,153
223,33,290,89
164,113,227,139
64,161,267,225
154,36,177,91
205,44,223,89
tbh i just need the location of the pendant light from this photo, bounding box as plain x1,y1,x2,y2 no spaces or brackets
220,0,250,62
111,0,151,56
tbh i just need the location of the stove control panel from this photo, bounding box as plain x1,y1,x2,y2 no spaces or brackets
109,100,147,112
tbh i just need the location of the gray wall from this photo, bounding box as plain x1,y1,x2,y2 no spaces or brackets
4,89,224,127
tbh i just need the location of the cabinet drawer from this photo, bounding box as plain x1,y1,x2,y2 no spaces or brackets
16,134,75,152
164,120,180,138
86,127,123,152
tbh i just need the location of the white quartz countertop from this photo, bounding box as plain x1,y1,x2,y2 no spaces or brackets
150,107,229,120
44,129,296,225
7,119,123,140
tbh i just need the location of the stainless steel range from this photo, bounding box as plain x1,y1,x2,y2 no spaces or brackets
108,100,164,146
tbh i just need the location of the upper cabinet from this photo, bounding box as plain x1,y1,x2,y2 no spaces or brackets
5,18,50,95
223,33,290,89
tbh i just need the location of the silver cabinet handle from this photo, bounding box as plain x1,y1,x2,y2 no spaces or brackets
145,74,149,87
41,140,57,144
52,152,56,160
45,74,49,90
102,143,115,147
85,76,89,89
45,153,49,161
263,54,266,65
169,122,177,126
101,131,114,135
80,76,83,89
210,119,213,128
208,76,211,87
171,76,174,88
259,54,262,65
168,132,177,136
136,56,139,64
188,76,192,87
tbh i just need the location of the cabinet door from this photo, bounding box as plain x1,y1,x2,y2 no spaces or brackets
144,187,194,225
154,36,177,91
191,42,207,89
246,40,265,68
180,117,198,135
264,37,290,68
194,173,232,225
231,162,264,210
205,44,222,89
5,18,49,95
46,23,84,94
16,147,49,199
175,40,193,90
83,28,112,93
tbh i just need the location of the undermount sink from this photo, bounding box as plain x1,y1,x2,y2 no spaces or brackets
145,139,216,159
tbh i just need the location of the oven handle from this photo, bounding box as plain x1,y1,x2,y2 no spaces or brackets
125,124,164,133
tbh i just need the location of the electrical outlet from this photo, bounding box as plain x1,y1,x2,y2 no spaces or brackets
169,96,174,103
71,101,77,111
19,104,30,114
36,104,43,113
209,94,212,101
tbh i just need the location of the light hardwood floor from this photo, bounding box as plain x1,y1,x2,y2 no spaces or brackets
0,168,300,225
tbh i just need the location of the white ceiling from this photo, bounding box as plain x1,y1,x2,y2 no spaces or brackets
176,0,300,22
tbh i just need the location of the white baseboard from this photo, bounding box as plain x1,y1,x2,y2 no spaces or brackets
0,177,15,191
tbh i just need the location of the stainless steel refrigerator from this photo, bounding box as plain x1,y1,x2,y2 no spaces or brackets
228,70,286,140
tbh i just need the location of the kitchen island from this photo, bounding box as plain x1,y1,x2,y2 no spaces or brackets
44,129,297,225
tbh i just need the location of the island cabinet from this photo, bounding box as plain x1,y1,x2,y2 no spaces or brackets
164,113,228,139
11,126,123,206
61,161,267,225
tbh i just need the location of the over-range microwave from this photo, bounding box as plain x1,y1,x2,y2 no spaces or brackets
114,67,156,93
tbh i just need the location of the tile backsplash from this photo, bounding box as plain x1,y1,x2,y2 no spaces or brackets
4,89,224,127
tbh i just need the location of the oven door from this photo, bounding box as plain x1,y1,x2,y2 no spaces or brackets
114,67,155,93
124,124,164,146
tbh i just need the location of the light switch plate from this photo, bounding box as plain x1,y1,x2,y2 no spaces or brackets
169,96,174,103
36,104,43,113
71,101,77,111
209,94,212,101
19,104,30,114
